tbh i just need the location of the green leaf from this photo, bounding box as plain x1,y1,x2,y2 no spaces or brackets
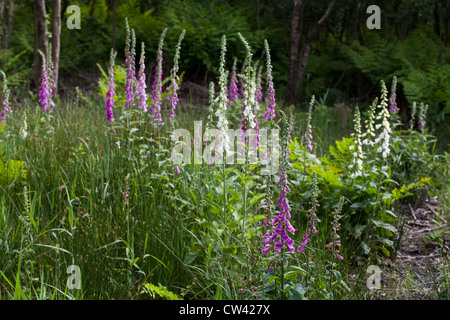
350,202,364,209
183,252,199,265
362,242,371,255
375,235,394,248
371,219,397,234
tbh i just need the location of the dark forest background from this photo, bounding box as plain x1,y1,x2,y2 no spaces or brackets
0,0,449,148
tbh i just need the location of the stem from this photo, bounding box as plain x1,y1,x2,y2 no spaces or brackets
280,245,285,300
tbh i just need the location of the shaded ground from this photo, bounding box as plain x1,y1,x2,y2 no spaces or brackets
374,197,450,299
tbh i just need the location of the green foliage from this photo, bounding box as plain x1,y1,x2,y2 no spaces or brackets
343,25,450,150
140,283,182,300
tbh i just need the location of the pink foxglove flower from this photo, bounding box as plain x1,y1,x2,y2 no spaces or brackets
228,58,239,105
136,42,148,112
262,111,294,255
325,197,344,261
38,51,50,111
389,76,398,114
297,173,320,253
105,49,117,123
124,28,136,109
167,30,185,122
151,28,168,125
0,71,11,123
264,40,276,120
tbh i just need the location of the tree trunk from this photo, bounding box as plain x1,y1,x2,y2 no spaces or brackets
333,0,360,91
294,0,337,105
87,0,96,31
112,0,117,50
285,0,303,106
0,0,5,42
33,0,48,89
51,0,61,94
3,0,13,48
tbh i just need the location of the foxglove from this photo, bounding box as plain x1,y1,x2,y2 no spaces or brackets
228,58,239,104
418,102,428,132
136,42,148,112
389,76,398,114
262,110,295,254
105,49,117,123
349,106,364,178
362,97,377,147
264,40,276,120
297,172,320,253
326,197,344,261
0,71,11,123
124,27,136,109
304,96,314,153
167,30,185,122
151,28,168,125
38,50,54,111
215,35,230,158
374,80,391,158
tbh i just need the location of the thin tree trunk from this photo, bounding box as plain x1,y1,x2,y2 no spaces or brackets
285,0,303,106
112,0,117,50
295,0,337,105
333,0,360,91
3,0,13,48
0,0,5,42
34,0,48,89
51,0,61,94
87,0,96,31
256,0,260,30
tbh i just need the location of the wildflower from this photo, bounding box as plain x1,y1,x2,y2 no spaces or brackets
176,166,180,174
206,81,215,131
124,25,137,109
297,172,320,253
374,80,391,158
409,102,417,131
239,33,257,131
418,102,428,132
167,30,185,122
105,49,117,123
20,114,28,139
151,28,168,125
326,197,344,262
388,76,398,114
256,65,263,104
38,51,50,111
0,71,11,123
228,58,239,104
360,99,376,148
215,35,229,132
304,96,314,153
349,106,364,178
136,42,148,112
262,110,294,254
264,40,276,120
116,141,120,148
47,45,56,109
